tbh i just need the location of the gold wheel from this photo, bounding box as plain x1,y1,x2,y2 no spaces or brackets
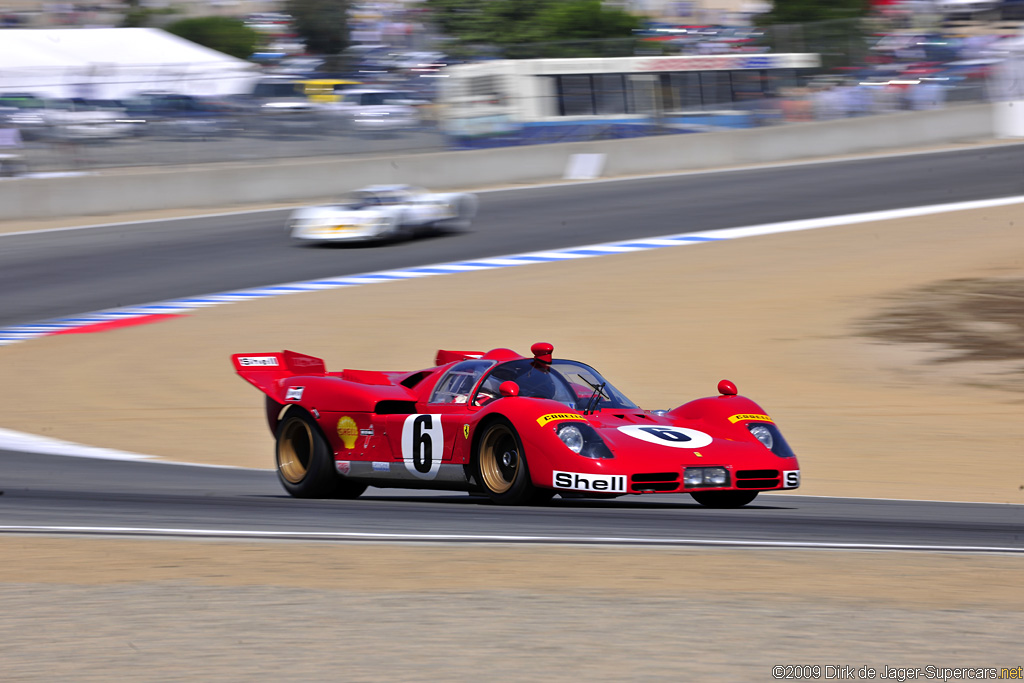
277,416,313,485
478,423,520,494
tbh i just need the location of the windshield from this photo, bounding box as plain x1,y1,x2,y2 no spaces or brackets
551,360,639,411
253,82,300,98
355,92,395,106
340,189,407,208
473,359,638,411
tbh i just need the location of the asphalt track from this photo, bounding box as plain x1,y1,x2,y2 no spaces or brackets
2,450,1023,551
3,144,1024,550
4,143,1024,328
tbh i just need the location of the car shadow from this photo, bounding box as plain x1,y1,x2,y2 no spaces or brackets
293,225,463,249
351,492,795,511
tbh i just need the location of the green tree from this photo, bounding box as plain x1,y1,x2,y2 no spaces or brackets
423,0,491,40
165,17,259,60
121,0,177,29
759,0,870,24
756,0,872,69
534,0,640,41
286,0,350,55
424,0,641,57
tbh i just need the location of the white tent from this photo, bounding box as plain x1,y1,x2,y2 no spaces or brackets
0,28,261,99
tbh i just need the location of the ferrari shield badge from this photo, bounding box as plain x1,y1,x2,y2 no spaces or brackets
463,424,470,439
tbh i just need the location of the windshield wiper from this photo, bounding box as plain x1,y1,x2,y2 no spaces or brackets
577,375,607,415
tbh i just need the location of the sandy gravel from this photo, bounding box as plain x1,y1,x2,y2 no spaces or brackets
3,167,1024,680
2,539,1022,681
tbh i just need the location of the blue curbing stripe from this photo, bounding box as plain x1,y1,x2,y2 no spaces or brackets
0,225,737,347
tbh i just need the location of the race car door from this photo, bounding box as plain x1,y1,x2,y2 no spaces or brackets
383,360,492,480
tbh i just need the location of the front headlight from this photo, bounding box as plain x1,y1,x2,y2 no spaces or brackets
749,424,773,450
557,424,584,453
744,422,796,458
555,422,613,459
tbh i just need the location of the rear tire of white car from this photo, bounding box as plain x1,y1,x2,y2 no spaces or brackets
383,213,410,241
690,490,758,508
450,195,478,230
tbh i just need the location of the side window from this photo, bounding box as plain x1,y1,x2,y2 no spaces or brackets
428,360,495,404
473,359,577,406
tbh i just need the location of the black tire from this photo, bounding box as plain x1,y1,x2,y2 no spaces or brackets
474,418,545,505
275,409,366,499
388,214,413,241
449,195,477,230
529,489,556,504
690,490,758,508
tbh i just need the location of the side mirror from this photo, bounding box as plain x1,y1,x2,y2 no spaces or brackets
499,381,520,398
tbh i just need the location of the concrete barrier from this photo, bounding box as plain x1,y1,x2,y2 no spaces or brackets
0,103,998,221
994,100,1024,138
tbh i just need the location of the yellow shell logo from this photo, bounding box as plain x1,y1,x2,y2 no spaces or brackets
337,416,359,449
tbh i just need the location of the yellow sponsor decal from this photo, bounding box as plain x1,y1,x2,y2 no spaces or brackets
728,413,773,424
537,413,587,427
336,415,359,449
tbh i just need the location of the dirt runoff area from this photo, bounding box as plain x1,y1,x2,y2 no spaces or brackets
2,198,1024,679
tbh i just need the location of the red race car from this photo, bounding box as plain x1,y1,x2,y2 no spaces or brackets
232,342,800,507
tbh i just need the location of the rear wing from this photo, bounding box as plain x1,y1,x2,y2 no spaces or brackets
435,349,483,366
232,350,326,374
232,350,325,397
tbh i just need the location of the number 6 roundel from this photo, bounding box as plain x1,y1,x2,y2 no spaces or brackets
617,425,713,449
401,414,444,479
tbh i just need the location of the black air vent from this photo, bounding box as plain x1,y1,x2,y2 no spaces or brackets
374,400,417,414
631,472,679,483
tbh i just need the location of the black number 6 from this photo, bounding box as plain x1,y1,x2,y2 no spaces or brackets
412,415,433,472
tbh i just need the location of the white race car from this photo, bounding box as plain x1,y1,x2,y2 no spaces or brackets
288,185,478,243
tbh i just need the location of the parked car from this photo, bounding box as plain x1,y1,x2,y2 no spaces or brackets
321,88,420,133
123,92,243,138
241,78,321,133
1,95,136,141
264,56,325,76
39,98,138,141
935,0,1001,18
297,78,363,103
0,93,47,140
